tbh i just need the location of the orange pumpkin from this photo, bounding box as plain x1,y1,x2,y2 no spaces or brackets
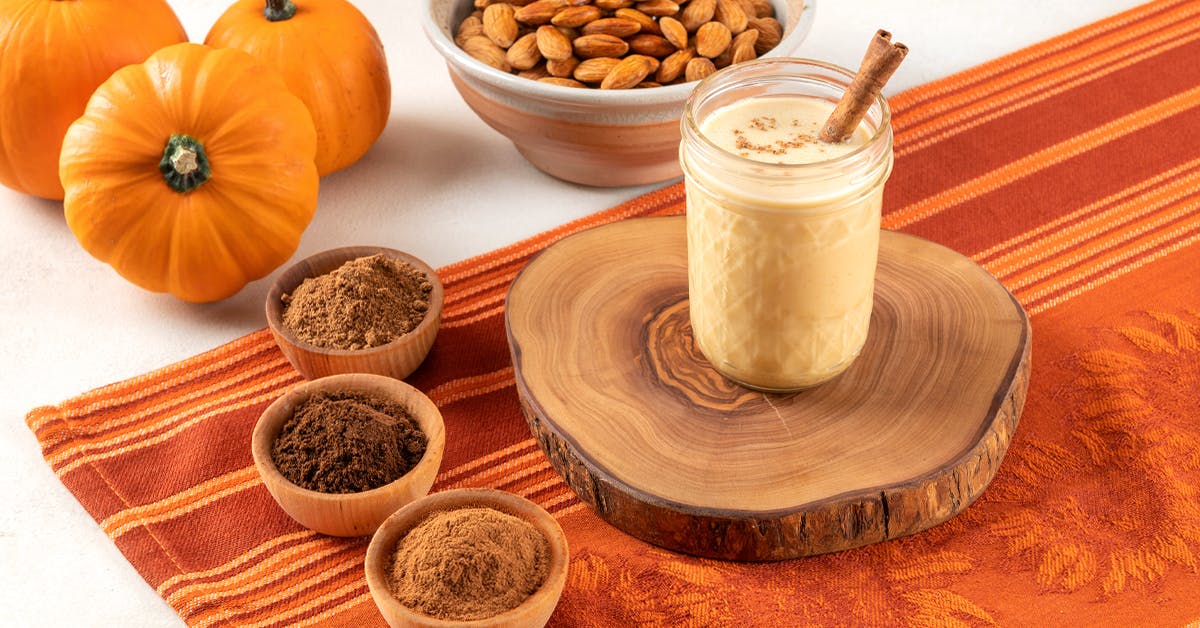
60,43,319,303
205,0,391,176
0,0,186,200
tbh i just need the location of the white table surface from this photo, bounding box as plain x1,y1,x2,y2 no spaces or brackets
0,1,1143,625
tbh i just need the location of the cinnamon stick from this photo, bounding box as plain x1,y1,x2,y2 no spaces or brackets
819,30,908,144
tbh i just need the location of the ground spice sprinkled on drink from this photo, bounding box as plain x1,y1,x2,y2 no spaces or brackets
387,507,550,621
271,390,427,493
282,254,433,350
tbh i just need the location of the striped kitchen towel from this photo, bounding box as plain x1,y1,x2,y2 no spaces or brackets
27,0,1200,624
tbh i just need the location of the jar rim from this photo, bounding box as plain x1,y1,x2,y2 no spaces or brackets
682,57,893,172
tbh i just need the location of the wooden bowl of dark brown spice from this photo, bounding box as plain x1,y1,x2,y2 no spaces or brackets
365,488,569,628
252,373,446,537
266,245,444,381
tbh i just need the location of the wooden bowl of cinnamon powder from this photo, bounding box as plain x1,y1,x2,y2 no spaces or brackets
266,246,444,381
252,373,447,537
365,488,569,628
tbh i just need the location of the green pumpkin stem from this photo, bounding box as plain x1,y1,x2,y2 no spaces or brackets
264,0,297,21
159,135,212,194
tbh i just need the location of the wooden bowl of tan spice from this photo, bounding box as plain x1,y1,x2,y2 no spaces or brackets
266,246,444,381
365,488,569,628
252,373,446,537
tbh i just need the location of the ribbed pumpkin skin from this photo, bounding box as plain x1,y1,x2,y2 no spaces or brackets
0,0,186,199
205,0,391,176
60,43,319,303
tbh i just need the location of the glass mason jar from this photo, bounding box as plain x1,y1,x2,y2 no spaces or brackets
680,58,894,392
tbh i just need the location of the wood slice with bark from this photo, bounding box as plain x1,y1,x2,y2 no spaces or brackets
506,216,1030,560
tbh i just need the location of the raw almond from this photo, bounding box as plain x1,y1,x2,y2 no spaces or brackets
749,16,782,55
514,0,560,25
730,28,757,63
551,5,600,27
462,35,513,71
546,54,581,77
636,0,679,17
517,62,551,79
714,0,748,34
483,4,519,47
506,32,543,69
573,56,621,82
614,8,661,35
627,33,676,57
712,42,734,67
536,24,574,60
750,0,773,17
600,54,655,89
573,33,630,58
455,15,484,46
694,21,731,57
635,81,663,88
656,46,694,82
540,76,587,87
679,0,715,32
659,16,688,49
684,56,716,81
582,17,642,38
595,0,633,8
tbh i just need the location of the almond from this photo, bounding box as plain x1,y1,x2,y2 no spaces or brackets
635,81,663,88
455,15,485,46
627,33,676,57
656,46,694,82
694,21,731,57
636,0,679,17
550,5,600,27
573,33,630,58
573,56,621,82
712,42,734,67
714,0,748,34
614,8,661,35
750,0,773,18
679,0,715,31
518,62,551,79
730,28,757,64
659,16,688,49
595,0,633,8
539,76,587,87
483,4,519,47
684,56,716,82
749,16,782,55
514,0,561,25
462,35,513,72
536,24,574,60
731,0,757,18
601,54,655,89
582,17,642,38
546,54,581,77
506,32,543,69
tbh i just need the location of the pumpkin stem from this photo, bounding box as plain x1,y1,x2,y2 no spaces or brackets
264,0,297,21
159,135,212,194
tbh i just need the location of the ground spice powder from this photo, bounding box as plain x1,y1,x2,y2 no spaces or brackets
282,254,433,350
387,507,550,621
271,390,427,494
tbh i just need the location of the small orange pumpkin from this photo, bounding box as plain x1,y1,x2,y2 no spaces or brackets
60,43,319,303
205,0,391,176
0,0,186,199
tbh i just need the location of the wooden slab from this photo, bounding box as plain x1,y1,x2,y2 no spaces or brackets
505,216,1030,561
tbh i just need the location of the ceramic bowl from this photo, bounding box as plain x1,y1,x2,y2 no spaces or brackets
266,245,444,381
252,373,447,537
421,0,816,187
365,488,570,628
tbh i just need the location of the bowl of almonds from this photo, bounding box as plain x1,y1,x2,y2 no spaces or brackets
422,0,814,187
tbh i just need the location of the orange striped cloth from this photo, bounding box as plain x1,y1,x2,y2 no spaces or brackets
27,1,1200,624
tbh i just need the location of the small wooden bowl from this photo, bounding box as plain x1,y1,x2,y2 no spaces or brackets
364,489,569,628
266,246,444,381
251,373,447,537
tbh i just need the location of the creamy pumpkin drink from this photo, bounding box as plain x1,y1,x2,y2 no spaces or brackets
680,55,899,391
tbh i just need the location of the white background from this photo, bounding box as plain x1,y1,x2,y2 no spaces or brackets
0,1,1143,625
